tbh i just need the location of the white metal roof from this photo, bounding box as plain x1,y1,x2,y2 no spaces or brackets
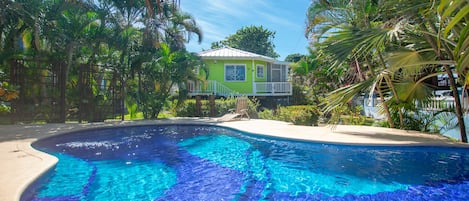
198,47,277,62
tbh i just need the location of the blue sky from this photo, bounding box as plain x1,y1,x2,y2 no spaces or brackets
180,0,311,60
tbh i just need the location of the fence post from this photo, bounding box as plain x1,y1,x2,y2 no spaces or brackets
58,61,66,123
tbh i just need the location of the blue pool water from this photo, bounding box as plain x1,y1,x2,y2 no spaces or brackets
23,124,469,200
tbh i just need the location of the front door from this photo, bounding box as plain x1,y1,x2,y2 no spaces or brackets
272,69,281,82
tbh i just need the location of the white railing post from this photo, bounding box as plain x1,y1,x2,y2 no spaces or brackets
253,82,257,95
214,81,217,95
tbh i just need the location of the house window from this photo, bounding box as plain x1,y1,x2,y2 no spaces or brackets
225,64,246,81
256,65,264,78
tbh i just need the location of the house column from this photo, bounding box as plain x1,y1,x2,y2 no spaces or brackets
252,59,255,95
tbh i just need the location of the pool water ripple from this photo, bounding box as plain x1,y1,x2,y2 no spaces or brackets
23,124,469,201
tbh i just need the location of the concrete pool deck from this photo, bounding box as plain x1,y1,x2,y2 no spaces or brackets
1,118,467,201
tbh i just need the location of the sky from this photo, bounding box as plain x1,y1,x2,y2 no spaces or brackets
180,0,312,61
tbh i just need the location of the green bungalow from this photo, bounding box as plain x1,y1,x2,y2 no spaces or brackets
189,47,292,97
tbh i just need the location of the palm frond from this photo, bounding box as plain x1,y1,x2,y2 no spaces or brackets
394,77,433,102
323,78,375,113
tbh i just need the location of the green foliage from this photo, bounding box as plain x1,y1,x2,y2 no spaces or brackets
374,111,440,133
0,0,202,123
284,53,306,62
340,115,375,126
290,49,343,104
259,105,320,126
211,25,279,58
306,0,469,141
387,101,440,133
257,109,275,120
0,104,10,114
327,104,374,126
291,85,314,105
172,97,259,118
0,81,18,101
125,98,138,120
135,43,202,119
0,81,18,114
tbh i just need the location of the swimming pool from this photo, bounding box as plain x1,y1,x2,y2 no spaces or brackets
23,124,469,200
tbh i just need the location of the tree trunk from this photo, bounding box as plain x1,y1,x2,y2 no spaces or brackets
378,51,404,128
376,86,395,128
419,21,467,142
366,59,395,128
444,65,467,142
384,75,405,129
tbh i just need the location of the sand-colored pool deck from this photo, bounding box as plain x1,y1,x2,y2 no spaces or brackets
1,118,468,201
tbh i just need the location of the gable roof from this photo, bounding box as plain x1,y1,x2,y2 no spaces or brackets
198,47,276,62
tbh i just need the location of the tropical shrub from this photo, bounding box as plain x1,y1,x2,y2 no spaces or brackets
173,97,258,118
0,82,18,114
389,109,440,133
326,104,374,126
259,105,320,126
291,85,311,105
258,109,275,120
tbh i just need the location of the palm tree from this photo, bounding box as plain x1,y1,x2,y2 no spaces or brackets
99,0,203,119
0,0,37,61
307,0,468,142
140,1,202,50
1,0,204,122
103,0,146,120
162,9,202,50
383,0,468,142
306,0,402,128
138,43,202,119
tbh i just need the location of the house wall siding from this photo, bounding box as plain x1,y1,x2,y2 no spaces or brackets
204,59,266,94
254,61,268,82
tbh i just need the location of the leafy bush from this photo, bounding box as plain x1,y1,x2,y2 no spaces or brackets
173,97,258,118
389,109,440,132
339,115,375,126
0,81,18,114
258,108,275,119
259,105,320,126
326,104,375,126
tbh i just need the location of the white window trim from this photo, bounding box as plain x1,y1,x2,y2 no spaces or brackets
256,64,264,78
224,64,247,82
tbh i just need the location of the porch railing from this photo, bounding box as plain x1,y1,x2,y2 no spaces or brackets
418,97,469,111
188,80,237,97
254,82,292,95
366,96,469,111
188,81,293,96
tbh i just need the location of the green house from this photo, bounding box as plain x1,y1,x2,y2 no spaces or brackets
189,47,292,97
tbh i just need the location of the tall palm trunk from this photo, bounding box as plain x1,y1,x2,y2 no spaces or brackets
420,22,467,142
366,59,395,128
377,51,405,128
444,65,467,142
376,84,395,128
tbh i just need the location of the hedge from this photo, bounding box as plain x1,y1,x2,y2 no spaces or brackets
259,105,320,126
172,97,258,118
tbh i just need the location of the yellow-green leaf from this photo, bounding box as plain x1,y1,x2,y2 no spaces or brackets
444,4,469,38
